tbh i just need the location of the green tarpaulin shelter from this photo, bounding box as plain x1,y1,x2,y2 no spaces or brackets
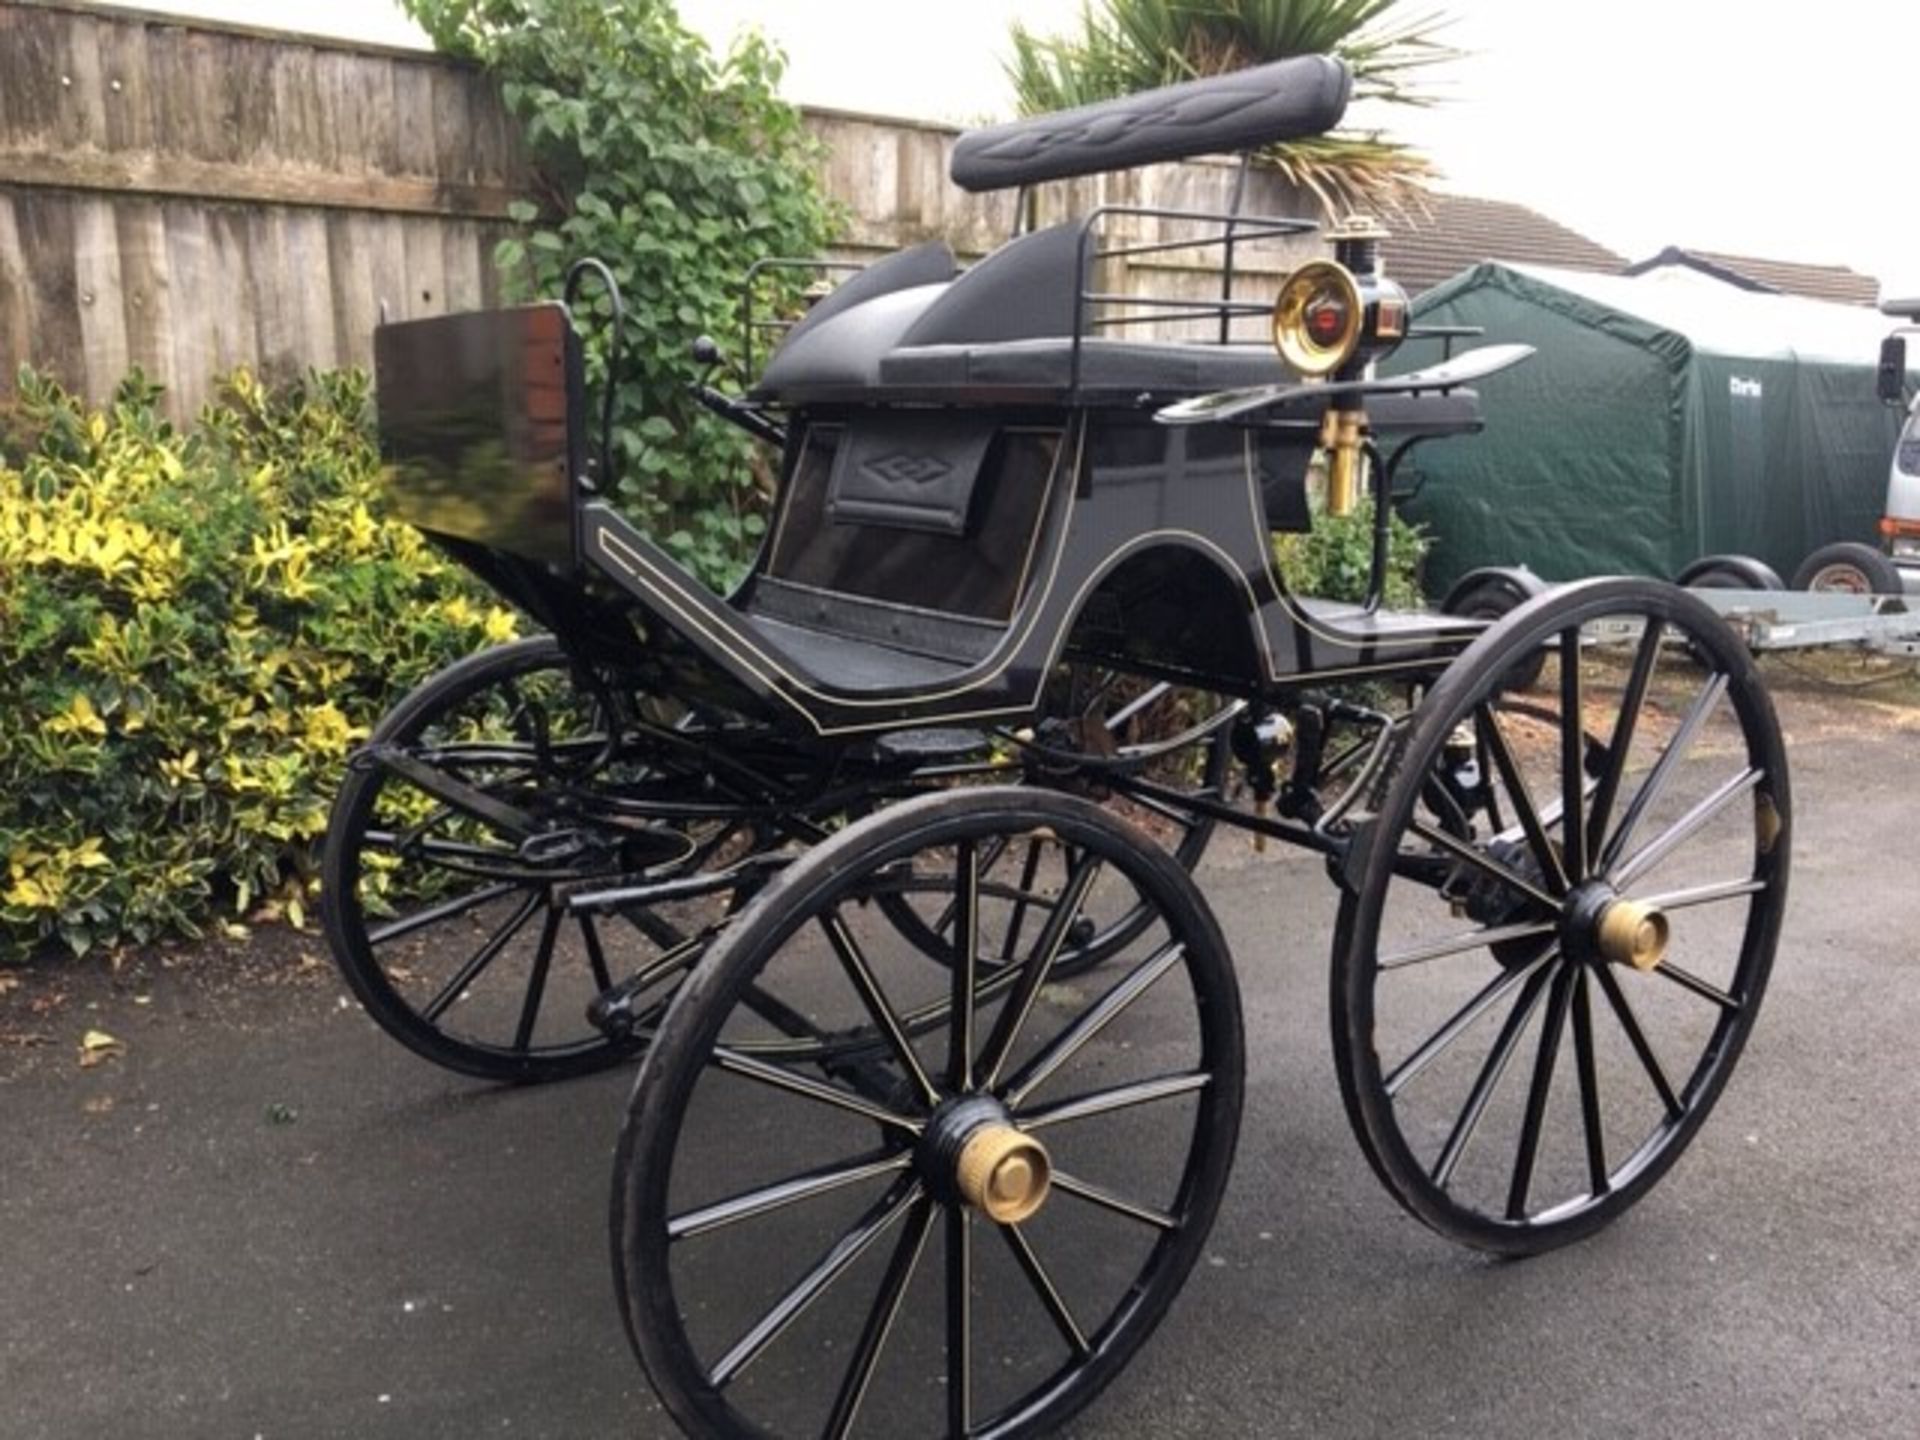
1397,262,1916,592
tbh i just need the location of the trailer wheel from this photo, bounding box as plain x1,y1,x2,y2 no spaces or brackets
1442,569,1548,692
1676,555,1785,592
1791,542,1904,597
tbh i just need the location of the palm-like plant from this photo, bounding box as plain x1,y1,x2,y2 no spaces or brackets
1008,0,1456,214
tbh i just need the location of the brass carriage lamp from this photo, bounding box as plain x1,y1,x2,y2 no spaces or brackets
1271,217,1409,518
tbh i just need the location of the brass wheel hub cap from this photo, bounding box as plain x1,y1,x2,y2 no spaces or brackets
955,1123,1052,1225
1595,897,1669,971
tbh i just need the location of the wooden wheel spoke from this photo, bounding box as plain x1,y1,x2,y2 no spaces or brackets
1559,628,1589,881
1385,955,1554,1098
1610,767,1762,890
1003,941,1185,1108
950,839,980,1090
947,1205,972,1438
1050,1170,1177,1231
1018,1071,1212,1131
1003,1224,1091,1359
511,903,563,1052
578,913,615,994
420,892,542,1024
1475,702,1569,895
1570,966,1609,1197
823,1198,935,1440
1652,959,1741,1012
708,1177,923,1390
1380,919,1558,972
998,839,1047,963
1506,965,1575,1220
709,1046,924,1135
1590,960,1684,1119
978,851,1103,1090
669,1151,913,1242
927,834,1011,940
366,880,519,948
1410,819,1560,913
1586,618,1664,858
1599,673,1729,871
820,908,941,1108
1431,963,1555,1189
1637,878,1767,911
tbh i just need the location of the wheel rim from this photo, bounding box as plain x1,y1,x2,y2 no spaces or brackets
323,641,746,1080
616,790,1243,1439
1335,581,1790,1251
1806,563,1869,594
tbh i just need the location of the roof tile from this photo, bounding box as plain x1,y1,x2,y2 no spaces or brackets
1377,190,1624,297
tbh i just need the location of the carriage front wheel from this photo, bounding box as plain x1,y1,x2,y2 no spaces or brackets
612,787,1243,1440
1333,577,1790,1255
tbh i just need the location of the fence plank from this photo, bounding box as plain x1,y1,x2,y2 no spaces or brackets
72,194,128,391
161,199,212,410
0,193,31,387
113,201,171,383
16,193,82,391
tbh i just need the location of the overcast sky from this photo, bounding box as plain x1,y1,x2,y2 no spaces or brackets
105,0,1920,292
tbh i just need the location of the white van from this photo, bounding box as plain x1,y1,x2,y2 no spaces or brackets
1880,296,1920,593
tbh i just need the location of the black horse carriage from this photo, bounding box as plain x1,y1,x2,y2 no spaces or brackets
324,54,1791,1440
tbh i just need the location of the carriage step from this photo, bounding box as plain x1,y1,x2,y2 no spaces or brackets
874,726,993,761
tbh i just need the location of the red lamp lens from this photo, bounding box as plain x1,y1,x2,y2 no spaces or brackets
1305,296,1348,345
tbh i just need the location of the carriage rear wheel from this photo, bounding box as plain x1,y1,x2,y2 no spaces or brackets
321,636,747,1083
1332,578,1790,1255
613,788,1243,1440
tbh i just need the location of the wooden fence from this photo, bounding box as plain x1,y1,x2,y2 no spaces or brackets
0,0,1321,417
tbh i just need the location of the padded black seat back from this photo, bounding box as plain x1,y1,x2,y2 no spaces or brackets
895,224,1085,347
777,239,956,350
950,55,1352,192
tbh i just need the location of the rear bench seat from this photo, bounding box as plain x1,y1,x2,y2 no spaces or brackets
752,224,1484,432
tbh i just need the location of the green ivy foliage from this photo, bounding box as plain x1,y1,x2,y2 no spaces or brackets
402,0,840,588
0,368,519,961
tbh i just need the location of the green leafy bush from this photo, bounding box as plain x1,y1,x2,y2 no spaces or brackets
1273,485,1428,608
403,0,840,587
0,367,518,961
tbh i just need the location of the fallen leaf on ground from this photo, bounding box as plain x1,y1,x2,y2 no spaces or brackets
82,1095,115,1115
78,1029,126,1068
0,973,21,998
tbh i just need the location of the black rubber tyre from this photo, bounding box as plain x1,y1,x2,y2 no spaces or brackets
322,636,737,1084
1791,541,1904,597
1332,578,1790,1256
1676,554,1785,592
613,788,1243,1440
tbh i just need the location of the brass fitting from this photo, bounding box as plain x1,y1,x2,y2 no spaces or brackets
1597,898,1670,972
956,1123,1052,1225
1321,409,1366,518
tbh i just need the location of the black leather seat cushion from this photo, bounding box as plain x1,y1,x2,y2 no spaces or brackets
878,338,1289,394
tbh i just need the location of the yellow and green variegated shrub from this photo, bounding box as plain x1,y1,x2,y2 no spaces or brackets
0,367,519,960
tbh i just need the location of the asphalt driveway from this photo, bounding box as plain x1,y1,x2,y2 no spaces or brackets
3,675,1917,1440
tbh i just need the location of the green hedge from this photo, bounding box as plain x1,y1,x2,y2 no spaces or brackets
0,368,518,961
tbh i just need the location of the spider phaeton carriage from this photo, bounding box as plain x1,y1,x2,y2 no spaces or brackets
323,53,1792,1440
